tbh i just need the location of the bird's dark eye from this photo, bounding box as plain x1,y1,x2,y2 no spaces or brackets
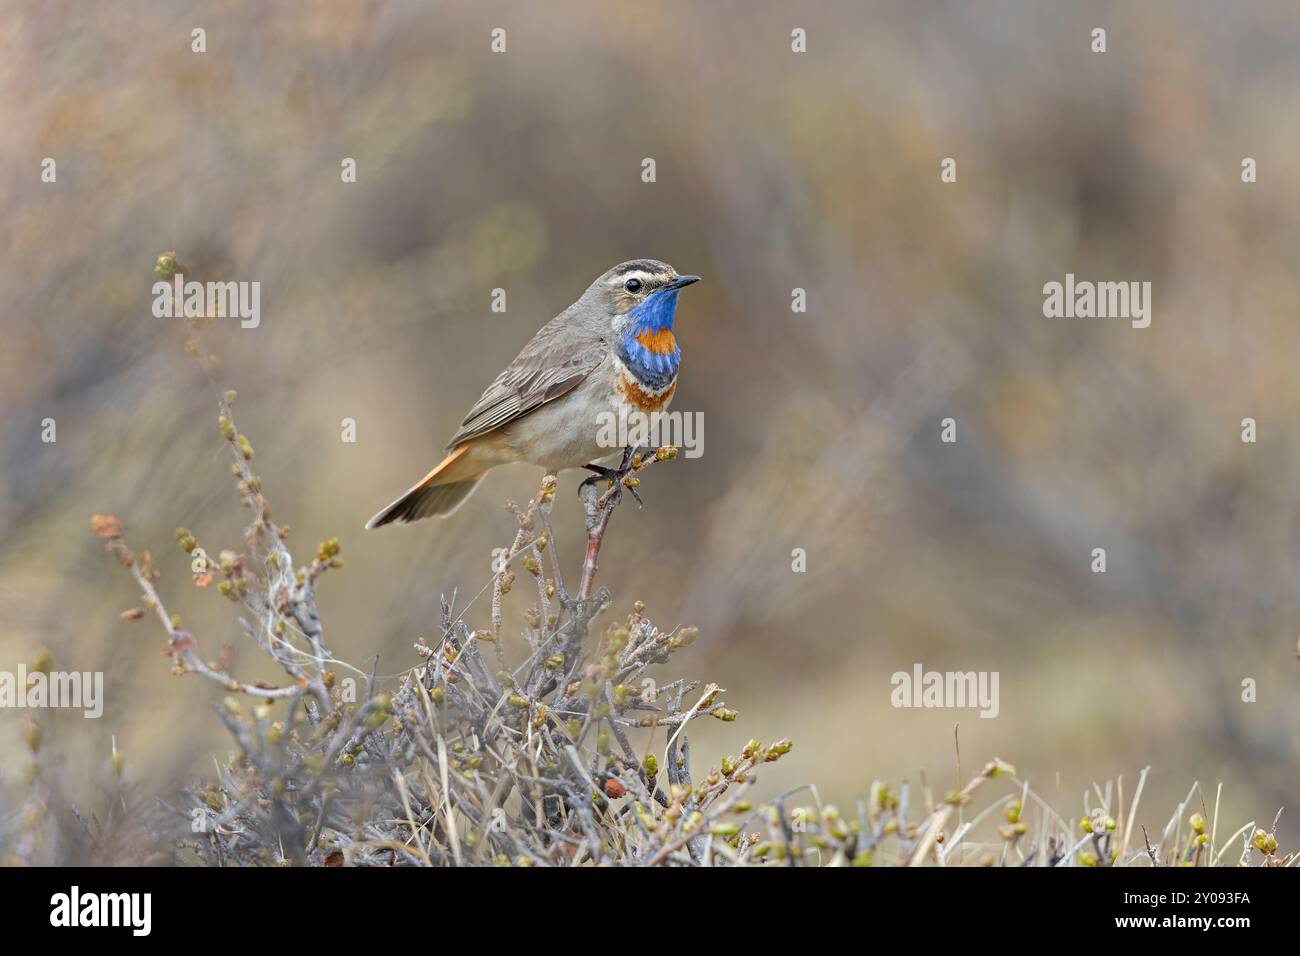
624,278,642,293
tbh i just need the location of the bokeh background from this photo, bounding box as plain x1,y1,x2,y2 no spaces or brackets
4,0,1300,854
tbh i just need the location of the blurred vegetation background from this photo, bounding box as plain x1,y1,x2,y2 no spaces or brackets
3,0,1300,851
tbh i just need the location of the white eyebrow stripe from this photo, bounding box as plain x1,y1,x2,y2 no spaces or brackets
613,270,659,285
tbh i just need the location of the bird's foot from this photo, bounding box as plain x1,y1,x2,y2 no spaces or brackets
578,446,644,506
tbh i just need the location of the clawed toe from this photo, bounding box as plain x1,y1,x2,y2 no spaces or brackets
577,447,645,504
578,466,616,497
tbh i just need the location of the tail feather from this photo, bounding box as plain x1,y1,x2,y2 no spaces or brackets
365,478,481,527
365,446,483,528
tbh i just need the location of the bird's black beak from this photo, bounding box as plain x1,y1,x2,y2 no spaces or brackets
665,274,701,291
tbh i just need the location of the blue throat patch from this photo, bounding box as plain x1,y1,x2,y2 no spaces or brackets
616,289,682,392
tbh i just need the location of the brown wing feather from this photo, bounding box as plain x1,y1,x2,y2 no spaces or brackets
446,308,608,449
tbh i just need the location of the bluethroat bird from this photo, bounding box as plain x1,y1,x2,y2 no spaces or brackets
365,260,699,528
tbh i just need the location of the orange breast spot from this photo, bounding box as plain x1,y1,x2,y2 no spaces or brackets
635,327,678,355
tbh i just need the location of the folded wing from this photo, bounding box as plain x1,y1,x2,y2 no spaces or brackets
446,309,609,449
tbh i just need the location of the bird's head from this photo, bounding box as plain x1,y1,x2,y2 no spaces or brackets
587,259,700,333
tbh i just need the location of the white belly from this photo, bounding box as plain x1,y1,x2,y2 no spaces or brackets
498,361,623,472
